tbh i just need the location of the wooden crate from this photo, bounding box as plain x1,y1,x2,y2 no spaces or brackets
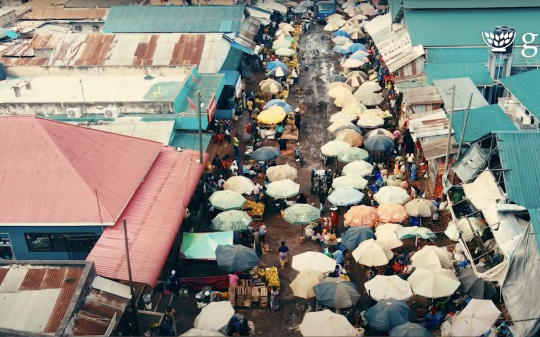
240,280,253,287
236,286,245,305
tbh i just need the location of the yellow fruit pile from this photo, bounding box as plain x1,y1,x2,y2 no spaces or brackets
258,268,266,279
279,90,288,99
243,200,257,210
266,267,280,289
252,203,265,216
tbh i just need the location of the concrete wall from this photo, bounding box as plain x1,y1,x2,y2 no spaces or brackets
0,8,17,27
5,65,194,78
0,101,176,115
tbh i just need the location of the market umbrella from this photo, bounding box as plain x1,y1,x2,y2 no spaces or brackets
374,186,410,205
411,245,453,269
268,67,290,78
331,21,349,30
211,210,252,232
334,94,359,108
260,80,283,93
349,14,368,21
284,204,321,224
328,74,346,82
330,112,358,123
349,52,370,62
342,160,373,177
390,323,432,337
337,147,369,163
333,30,350,38
451,299,501,337
344,205,378,227
313,278,361,308
408,267,460,298
278,22,295,30
346,70,368,79
223,176,255,195
342,103,367,117
357,115,385,128
362,108,387,118
328,86,353,98
264,99,293,112
333,44,353,55
275,48,295,56
352,238,393,266
290,269,325,299
321,140,351,157
324,22,340,31
292,251,336,273
328,81,352,90
299,310,358,337
292,5,308,13
346,6,363,17
275,28,292,37
376,223,404,233
362,92,385,106
348,28,365,40
445,217,487,242
404,199,437,217
327,13,343,20
335,129,364,146
362,7,377,15
345,76,362,88
266,60,287,70
365,275,413,301
209,190,246,210
396,227,437,241
374,230,403,249
328,186,365,206
341,226,375,250
298,0,313,6
272,40,292,49
251,146,281,161
365,300,414,331
343,58,366,68
458,268,497,299
215,244,259,272
266,164,297,181
349,43,368,53
194,302,235,331
342,1,356,9
332,175,368,190
365,128,393,138
181,329,225,336
258,106,287,124
364,133,394,152
266,179,300,199
377,203,409,223
355,81,381,98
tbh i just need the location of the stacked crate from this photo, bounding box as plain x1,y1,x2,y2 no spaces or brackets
243,286,252,307
228,286,236,307
252,286,268,308
236,286,245,307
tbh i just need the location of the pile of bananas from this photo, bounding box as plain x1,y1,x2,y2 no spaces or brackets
243,200,257,210
257,268,266,279
266,267,280,289
252,203,265,216
279,90,288,99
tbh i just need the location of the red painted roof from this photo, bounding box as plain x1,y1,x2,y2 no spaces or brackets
87,148,208,287
0,116,163,224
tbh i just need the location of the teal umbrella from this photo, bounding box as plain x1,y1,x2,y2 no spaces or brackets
313,278,361,308
390,323,432,336
209,190,246,211
396,227,436,241
338,147,369,163
215,244,259,272
341,226,375,250
211,210,252,232
284,204,321,225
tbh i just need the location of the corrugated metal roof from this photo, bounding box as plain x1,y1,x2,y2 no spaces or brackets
394,76,429,91
405,8,540,47
65,0,137,8
86,148,209,287
421,137,458,160
529,209,540,253
409,111,454,139
403,0,540,9
220,46,243,71
499,68,540,119
23,8,108,20
451,104,517,143
0,116,162,225
402,85,442,106
234,17,261,52
103,5,244,33
68,120,175,145
496,132,540,209
433,77,489,111
425,62,493,86
426,47,540,67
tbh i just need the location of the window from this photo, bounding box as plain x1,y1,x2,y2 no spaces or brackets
0,234,14,259
25,233,94,252
74,26,82,32
93,26,99,32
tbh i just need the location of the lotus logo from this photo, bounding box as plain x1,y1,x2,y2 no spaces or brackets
482,31,516,52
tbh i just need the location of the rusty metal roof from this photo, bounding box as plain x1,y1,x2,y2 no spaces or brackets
23,8,108,20
402,85,443,106
421,137,458,160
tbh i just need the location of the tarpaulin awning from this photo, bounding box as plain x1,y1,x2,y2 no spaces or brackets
181,232,234,260
443,143,489,193
87,148,208,288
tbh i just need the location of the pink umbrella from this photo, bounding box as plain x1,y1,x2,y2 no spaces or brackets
377,203,409,223
344,205,379,227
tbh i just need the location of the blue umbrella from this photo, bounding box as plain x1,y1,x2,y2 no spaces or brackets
349,43,368,53
365,300,414,331
364,134,394,152
264,99,293,113
341,226,375,250
216,245,259,272
266,60,287,70
332,124,362,135
333,45,352,55
328,75,347,82
349,52,369,61
313,278,361,309
251,146,281,161
268,67,290,77
390,323,432,336
333,30,350,38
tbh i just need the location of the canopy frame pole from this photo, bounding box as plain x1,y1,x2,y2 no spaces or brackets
443,85,456,175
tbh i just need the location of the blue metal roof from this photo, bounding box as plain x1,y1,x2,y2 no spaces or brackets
451,105,517,143
220,47,243,72
219,70,240,87
425,62,493,86
426,48,540,67
103,5,245,33
499,69,540,120
529,209,540,253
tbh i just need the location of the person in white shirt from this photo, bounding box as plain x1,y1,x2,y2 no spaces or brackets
217,175,226,189
253,183,261,202
230,160,238,176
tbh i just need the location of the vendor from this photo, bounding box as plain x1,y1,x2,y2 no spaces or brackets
275,123,283,138
278,138,287,151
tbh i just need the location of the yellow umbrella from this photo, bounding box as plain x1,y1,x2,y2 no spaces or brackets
335,94,360,108
335,129,364,147
328,86,353,99
324,22,340,31
258,106,287,124
342,103,367,117
290,270,326,299
328,82,353,91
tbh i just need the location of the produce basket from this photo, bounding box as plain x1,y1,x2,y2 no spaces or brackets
265,267,280,289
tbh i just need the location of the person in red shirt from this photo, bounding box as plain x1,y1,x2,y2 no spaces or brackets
215,132,224,145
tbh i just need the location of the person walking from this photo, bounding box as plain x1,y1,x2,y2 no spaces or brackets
233,134,240,159
224,128,231,144
270,287,280,311
247,99,254,118
253,183,261,202
319,185,327,213
277,241,289,269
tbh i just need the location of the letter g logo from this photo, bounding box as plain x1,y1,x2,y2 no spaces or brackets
522,33,538,58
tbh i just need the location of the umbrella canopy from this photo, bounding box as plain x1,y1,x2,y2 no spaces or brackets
328,86,353,98
299,0,313,6
335,129,364,146
390,323,432,337
341,226,375,250
352,238,393,266
365,275,413,301
275,28,292,37
344,205,379,227
328,186,365,206
343,160,373,177
260,80,283,93
211,210,252,232
328,81,352,90
345,76,362,88
364,133,394,152
362,92,385,106
266,164,297,181
181,329,225,337
251,146,281,161
215,244,259,272
365,300,414,331
349,43,368,53
266,179,300,199
275,48,295,56
209,190,246,210
362,108,386,118
349,52,370,63
451,299,501,337
349,14,368,21
332,123,363,135
292,251,336,273
396,227,436,241
342,103,367,116
264,99,293,112
292,5,307,13
333,30,350,39
290,269,325,299
376,223,404,233
332,22,349,30
284,204,321,224
458,268,497,299
411,245,453,269
346,70,368,79
327,13,343,20
268,67,290,77
328,120,357,133
405,199,437,217
408,267,460,298
347,7,363,17
328,74,347,82
279,22,295,30
321,140,351,157
258,106,287,124
374,186,411,205
330,112,358,123
332,175,368,190
348,28,365,40
343,58,366,68
314,278,361,308
377,203,409,223
445,217,487,242
223,176,255,195
324,22,340,31
300,310,358,337
335,94,360,108
355,81,381,96
266,60,287,70
194,302,235,331
357,115,385,128
338,147,369,163
362,7,377,15
366,128,393,138
375,230,403,249
272,40,292,49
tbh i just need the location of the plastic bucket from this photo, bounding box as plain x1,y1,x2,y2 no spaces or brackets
357,328,365,336
142,294,152,310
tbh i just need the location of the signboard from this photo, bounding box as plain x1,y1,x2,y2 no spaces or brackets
207,94,217,122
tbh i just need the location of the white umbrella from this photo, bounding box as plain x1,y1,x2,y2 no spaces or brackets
332,175,368,190
194,302,235,331
275,48,295,56
266,179,300,199
451,299,501,337
328,186,365,206
300,310,358,337
335,94,360,108
272,40,292,49
278,22,295,31
321,140,351,157
324,22,340,31
349,14,367,21
266,164,297,181
292,251,336,273
328,86,353,98
181,329,225,336
411,245,453,269
376,223,404,233
374,186,411,205
345,76,362,88
328,81,353,90
365,275,413,301
405,199,437,217
408,267,461,298
260,80,283,94
223,176,255,195
333,36,352,44
342,1,357,9
275,28,291,37
342,58,366,68
375,230,403,249
354,82,381,99
330,112,358,123
342,160,373,177
342,103,367,117
445,217,487,242
352,239,393,267
346,7,363,17
361,92,385,106
357,115,385,128
327,13,343,20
